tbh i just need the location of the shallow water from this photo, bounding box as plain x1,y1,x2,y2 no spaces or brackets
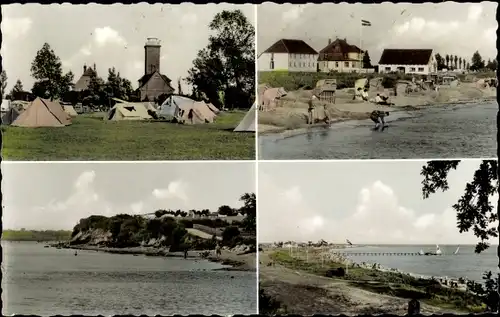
1,241,257,316
341,244,497,282
259,102,497,160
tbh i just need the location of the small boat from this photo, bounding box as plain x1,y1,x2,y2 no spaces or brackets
454,246,460,255
74,251,78,256
422,245,442,256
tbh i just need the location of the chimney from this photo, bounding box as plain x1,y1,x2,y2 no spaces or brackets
83,64,87,72
328,38,331,45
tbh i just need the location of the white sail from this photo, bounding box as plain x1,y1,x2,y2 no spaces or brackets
454,246,460,255
435,245,442,255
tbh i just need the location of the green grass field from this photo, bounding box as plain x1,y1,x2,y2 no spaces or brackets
2,230,72,241
2,111,255,160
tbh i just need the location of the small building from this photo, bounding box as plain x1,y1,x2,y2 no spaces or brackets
136,38,174,102
74,64,97,92
314,79,336,103
258,39,318,72
318,38,364,73
378,49,437,75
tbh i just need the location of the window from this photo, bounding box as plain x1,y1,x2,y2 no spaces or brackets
293,62,296,67
335,62,339,68
418,67,425,72
410,67,416,72
385,67,391,71
289,62,292,67
345,62,349,67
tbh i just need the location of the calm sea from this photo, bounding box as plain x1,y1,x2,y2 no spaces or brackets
259,102,496,160
341,244,498,282
1,241,257,316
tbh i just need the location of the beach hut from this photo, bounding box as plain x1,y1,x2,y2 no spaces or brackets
11,97,72,127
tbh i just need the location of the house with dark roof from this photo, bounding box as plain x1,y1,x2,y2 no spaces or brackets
258,39,319,72
318,38,365,73
378,49,437,75
136,38,174,101
74,64,97,92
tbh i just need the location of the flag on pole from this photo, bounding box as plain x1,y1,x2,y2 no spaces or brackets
361,19,372,26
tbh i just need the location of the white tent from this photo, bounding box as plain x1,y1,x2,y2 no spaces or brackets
234,102,256,132
159,95,196,119
159,95,218,124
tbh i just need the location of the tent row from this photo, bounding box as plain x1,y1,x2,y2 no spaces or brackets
2,95,255,132
1,98,78,127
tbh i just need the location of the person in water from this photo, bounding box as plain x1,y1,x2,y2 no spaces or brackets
370,110,389,129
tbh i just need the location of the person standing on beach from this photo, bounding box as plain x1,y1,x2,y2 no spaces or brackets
215,243,221,258
370,110,389,130
308,94,318,125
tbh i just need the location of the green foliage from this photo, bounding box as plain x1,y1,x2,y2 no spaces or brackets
218,205,237,216
471,51,486,71
30,43,74,100
9,79,24,97
222,226,241,242
240,192,256,232
2,229,72,241
362,50,372,68
186,9,254,109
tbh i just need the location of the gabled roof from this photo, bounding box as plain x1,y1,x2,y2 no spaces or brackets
138,70,173,89
74,67,97,92
318,38,362,61
378,49,433,65
263,39,318,55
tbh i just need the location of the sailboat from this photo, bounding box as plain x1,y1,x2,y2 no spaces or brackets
454,246,460,255
420,244,442,256
346,239,353,247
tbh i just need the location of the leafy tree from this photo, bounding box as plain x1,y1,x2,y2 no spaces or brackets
0,70,7,99
104,67,133,103
9,79,24,97
445,54,450,67
30,43,74,100
186,9,254,110
86,71,105,106
362,50,372,68
454,55,458,69
420,160,499,311
177,77,183,95
435,53,445,71
486,59,498,72
217,205,235,216
471,51,485,71
240,192,256,232
222,226,240,243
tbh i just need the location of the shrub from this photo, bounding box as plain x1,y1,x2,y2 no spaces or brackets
222,226,241,243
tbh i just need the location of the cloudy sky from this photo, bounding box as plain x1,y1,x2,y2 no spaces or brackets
257,2,497,65
259,160,498,245
2,162,255,230
1,3,255,93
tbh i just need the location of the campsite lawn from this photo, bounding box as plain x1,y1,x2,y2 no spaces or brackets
2,111,255,160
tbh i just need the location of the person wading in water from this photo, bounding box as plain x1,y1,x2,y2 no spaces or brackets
308,94,318,125
370,110,389,130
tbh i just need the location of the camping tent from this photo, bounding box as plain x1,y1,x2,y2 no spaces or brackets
233,103,256,132
159,95,217,124
106,102,153,121
11,97,72,127
1,108,20,125
63,105,78,117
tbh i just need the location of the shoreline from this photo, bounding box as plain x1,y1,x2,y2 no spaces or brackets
51,243,256,272
258,96,496,139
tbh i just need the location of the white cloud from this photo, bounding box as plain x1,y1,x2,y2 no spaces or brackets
259,172,327,242
260,176,492,245
152,180,188,202
93,26,127,47
1,17,33,39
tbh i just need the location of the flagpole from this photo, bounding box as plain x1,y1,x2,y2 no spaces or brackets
360,21,362,72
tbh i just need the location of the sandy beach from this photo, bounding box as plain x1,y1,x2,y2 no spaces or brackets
51,243,256,272
258,82,496,137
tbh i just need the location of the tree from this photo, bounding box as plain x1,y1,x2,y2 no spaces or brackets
471,51,485,71
177,77,183,95
239,192,256,232
218,205,236,216
487,59,498,72
104,67,133,103
459,57,463,70
0,70,7,99
362,50,372,68
86,71,105,106
186,9,254,110
9,79,24,97
30,43,74,100
435,53,445,71
467,62,471,70
454,55,458,69
445,54,450,68
420,160,499,311
222,226,240,243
